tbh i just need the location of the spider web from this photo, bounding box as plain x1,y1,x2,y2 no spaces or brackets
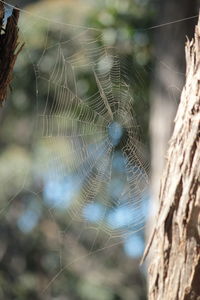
34,25,149,233
10,9,149,286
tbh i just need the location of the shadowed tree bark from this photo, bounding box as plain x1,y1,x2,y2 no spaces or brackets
144,15,200,300
0,3,22,105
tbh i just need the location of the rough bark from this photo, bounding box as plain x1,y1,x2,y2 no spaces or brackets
144,15,200,300
0,3,23,105
149,0,198,223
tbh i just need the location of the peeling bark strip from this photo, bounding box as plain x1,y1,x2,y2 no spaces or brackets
0,3,23,105
146,15,200,300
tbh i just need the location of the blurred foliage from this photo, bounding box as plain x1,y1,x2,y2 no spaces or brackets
0,0,155,299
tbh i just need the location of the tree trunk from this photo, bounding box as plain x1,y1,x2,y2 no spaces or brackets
145,15,200,300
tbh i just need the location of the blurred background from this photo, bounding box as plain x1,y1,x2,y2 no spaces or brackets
0,0,199,299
